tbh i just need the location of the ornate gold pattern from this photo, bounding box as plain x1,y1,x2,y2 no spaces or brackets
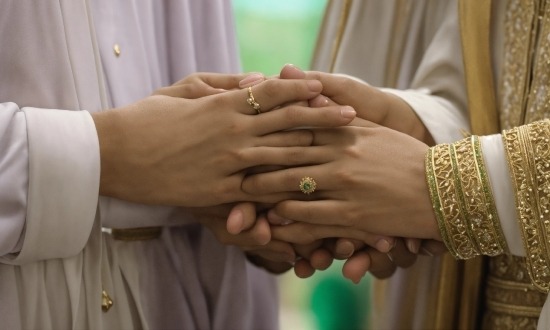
482,255,546,329
503,120,550,292
427,137,508,259
299,177,317,195
426,147,459,258
525,0,550,124
246,87,261,114
483,0,550,325
499,0,536,129
430,144,468,258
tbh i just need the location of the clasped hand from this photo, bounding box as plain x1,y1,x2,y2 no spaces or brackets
110,69,447,282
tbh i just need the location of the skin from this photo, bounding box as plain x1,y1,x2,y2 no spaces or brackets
92,75,357,207
253,66,446,279
231,67,440,279
136,70,444,279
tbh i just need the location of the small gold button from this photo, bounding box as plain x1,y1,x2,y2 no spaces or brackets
113,44,121,57
102,289,114,312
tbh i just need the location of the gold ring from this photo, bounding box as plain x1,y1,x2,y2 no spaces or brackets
299,177,317,194
246,86,262,114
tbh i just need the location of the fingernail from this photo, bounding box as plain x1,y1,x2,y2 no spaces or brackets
420,247,434,257
285,63,303,71
280,219,295,226
407,240,420,254
309,95,329,107
267,211,294,225
227,210,244,234
306,80,322,92
375,238,391,253
335,241,354,258
239,73,264,88
341,106,356,119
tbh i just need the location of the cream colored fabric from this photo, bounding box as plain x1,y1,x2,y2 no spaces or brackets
314,0,549,328
0,1,278,329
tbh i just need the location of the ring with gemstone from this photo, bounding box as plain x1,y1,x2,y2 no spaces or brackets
246,86,262,114
299,177,317,195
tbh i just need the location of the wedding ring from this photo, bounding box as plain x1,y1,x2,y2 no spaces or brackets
299,177,317,195
246,86,262,114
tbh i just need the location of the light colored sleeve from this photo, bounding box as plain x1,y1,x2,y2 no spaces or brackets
480,134,524,256
382,1,470,145
0,102,100,264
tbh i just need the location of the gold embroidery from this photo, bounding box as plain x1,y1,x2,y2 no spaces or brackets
426,147,459,258
427,137,508,259
431,143,474,258
500,0,536,129
453,137,509,256
525,0,550,124
483,255,547,329
503,120,550,292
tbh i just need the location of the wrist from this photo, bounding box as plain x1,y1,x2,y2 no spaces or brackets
384,92,435,145
91,109,123,197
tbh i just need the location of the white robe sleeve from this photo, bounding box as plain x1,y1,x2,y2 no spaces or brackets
0,102,100,264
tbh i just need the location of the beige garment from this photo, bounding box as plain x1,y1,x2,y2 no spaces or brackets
0,1,278,329
314,0,550,329
314,2,456,328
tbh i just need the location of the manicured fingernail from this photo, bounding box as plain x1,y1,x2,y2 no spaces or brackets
375,238,391,253
285,63,304,72
407,240,420,254
341,106,356,119
421,247,434,257
306,80,322,92
239,73,264,88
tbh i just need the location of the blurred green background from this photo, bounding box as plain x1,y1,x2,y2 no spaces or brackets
233,0,326,75
233,1,371,329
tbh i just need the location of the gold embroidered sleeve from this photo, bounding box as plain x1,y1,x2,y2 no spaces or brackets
425,136,509,260
503,119,550,293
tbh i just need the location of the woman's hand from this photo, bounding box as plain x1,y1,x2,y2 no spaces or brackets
154,72,250,98
279,64,434,145
93,78,356,207
242,119,441,241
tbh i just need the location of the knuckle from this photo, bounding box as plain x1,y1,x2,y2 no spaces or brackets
343,206,361,226
261,80,278,100
210,93,227,108
243,176,263,194
335,168,355,185
343,145,362,159
283,171,298,191
226,119,246,135
227,148,247,163
285,148,303,165
283,106,303,125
